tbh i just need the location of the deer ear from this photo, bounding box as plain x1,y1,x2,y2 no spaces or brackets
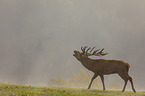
82,53,87,57
79,53,84,57
81,54,84,57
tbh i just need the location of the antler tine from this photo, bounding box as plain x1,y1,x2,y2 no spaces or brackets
81,46,88,54
94,48,108,56
81,46,85,54
100,52,108,56
92,49,100,55
86,47,91,53
100,48,108,56
98,48,104,54
83,46,88,52
90,47,96,53
81,46,84,52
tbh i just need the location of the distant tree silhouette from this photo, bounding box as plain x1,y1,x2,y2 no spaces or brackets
48,69,101,89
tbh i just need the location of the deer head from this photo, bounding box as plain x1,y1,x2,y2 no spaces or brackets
73,50,83,61
73,46,108,61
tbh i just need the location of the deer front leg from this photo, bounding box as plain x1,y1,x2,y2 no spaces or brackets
100,75,105,91
88,74,98,89
122,80,128,92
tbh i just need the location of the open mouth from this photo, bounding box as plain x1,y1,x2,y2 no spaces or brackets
73,54,75,56
73,51,76,56
73,53,76,56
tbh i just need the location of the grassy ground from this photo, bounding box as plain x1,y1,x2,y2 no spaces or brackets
0,83,144,96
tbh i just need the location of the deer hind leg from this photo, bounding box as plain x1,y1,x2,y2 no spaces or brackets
118,73,129,92
128,76,136,93
99,75,105,91
88,74,98,89
119,73,136,93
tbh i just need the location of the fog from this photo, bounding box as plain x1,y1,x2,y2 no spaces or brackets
0,0,145,91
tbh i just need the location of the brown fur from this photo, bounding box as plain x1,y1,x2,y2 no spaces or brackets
73,50,136,93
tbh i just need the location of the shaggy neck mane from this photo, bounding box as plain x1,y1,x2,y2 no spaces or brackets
79,57,94,71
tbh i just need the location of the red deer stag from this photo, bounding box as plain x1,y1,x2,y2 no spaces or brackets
73,46,136,93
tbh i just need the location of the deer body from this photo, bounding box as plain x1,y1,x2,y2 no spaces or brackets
93,59,129,74
73,47,136,93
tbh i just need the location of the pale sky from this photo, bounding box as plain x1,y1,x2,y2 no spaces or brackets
0,0,145,90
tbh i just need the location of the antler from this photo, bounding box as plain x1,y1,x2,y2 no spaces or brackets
81,46,108,56
81,46,88,55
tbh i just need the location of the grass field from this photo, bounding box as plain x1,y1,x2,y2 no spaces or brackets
0,83,144,96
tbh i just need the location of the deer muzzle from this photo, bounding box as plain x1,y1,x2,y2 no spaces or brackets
73,50,78,57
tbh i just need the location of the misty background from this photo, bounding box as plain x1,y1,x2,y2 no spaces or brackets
0,0,145,91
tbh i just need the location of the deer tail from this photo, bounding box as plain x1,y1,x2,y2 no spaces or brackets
126,63,130,72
